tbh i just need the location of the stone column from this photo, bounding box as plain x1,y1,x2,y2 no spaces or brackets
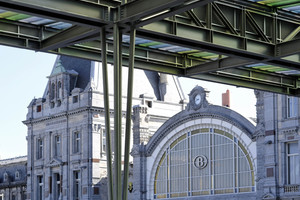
132,105,150,145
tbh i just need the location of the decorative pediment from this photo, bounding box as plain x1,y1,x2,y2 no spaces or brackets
262,193,275,200
47,158,62,167
186,86,209,111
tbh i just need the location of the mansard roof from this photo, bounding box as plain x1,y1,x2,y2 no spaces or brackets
50,59,66,76
0,156,27,187
59,56,91,90
43,55,184,103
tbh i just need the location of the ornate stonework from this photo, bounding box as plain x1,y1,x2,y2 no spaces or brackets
254,90,265,138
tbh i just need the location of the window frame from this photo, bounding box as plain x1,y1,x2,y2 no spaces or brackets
37,175,43,200
286,96,298,118
53,173,61,199
73,131,81,154
3,172,8,182
153,128,255,198
101,129,106,156
286,142,299,185
54,135,61,157
15,171,20,180
57,81,62,99
73,171,81,200
51,82,55,100
36,138,43,160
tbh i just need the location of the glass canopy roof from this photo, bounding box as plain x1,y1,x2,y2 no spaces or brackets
250,0,300,13
1,0,300,94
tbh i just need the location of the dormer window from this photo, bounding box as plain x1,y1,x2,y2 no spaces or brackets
3,172,8,182
57,100,61,107
15,171,20,180
37,105,42,112
73,95,78,103
57,81,62,99
51,83,55,100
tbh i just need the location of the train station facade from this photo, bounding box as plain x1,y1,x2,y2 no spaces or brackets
0,57,299,199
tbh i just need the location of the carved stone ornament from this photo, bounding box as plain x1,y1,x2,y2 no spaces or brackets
46,158,62,167
130,144,140,157
262,193,275,200
187,86,209,111
254,90,265,138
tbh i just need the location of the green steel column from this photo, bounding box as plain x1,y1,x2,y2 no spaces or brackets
113,23,122,200
122,27,136,200
101,27,114,200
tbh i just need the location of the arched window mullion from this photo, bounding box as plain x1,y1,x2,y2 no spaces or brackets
188,132,191,196
153,126,255,198
209,130,213,195
167,147,170,198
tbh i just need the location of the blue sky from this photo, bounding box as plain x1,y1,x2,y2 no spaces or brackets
0,45,56,159
0,45,256,159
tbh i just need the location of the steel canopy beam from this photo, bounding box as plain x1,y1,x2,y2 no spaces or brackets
52,45,300,96
126,0,215,28
276,38,300,58
0,0,110,27
119,0,214,21
137,21,300,70
186,57,254,75
1,0,300,97
41,26,99,51
190,73,300,96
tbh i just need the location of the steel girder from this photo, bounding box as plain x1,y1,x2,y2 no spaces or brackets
0,0,111,27
1,21,300,95
1,0,300,96
3,1,300,200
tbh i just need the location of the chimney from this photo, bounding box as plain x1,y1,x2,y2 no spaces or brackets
222,89,230,107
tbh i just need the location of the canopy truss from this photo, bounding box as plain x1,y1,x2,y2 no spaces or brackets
2,1,300,200
1,0,300,95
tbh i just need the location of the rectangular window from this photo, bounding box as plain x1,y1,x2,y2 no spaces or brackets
0,194,3,200
37,138,43,159
102,129,106,154
73,171,80,200
37,105,42,112
54,173,61,200
22,192,26,200
73,132,80,153
37,175,43,200
287,143,299,184
54,135,61,157
287,96,298,118
73,95,78,103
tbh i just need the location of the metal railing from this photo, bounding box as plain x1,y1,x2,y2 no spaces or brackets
284,184,300,193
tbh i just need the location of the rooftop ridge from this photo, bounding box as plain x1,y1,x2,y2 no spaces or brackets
0,156,27,165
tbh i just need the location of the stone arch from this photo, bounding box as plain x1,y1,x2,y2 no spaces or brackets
145,105,256,199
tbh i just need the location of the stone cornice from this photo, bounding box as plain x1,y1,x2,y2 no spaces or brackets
23,106,106,125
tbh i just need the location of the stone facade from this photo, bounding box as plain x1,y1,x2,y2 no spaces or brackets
3,56,300,200
132,86,257,200
22,56,185,200
0,156,27,200
254,91,300,200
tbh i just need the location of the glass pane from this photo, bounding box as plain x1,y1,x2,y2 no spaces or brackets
289,155,300,184
288,143,298,154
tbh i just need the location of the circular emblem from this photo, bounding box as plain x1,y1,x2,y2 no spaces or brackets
193,155,208,169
